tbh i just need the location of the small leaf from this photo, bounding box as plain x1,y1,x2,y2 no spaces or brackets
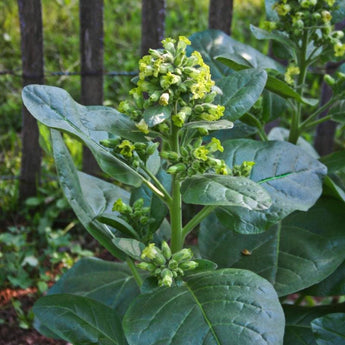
311,313,345,345
329,100,345,123
96,214,139,239
181,174,272,210
144,105,172,127
123,269,285,345
34,294,125,345
184,119,234,130
320,150,345,173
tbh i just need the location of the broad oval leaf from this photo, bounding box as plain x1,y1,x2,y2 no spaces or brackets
216,139,326,233
311,313,345,345
199,197,345,296
47,257,141,318
181,174,272,210
215,69,267,121
23,85,143,187
188,29,283,80
123,269,285,345
34,294,125,345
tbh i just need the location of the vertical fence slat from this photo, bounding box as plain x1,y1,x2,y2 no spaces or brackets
80,0,104,175
208,0,233,35
141,0,166,56
18,0,44,201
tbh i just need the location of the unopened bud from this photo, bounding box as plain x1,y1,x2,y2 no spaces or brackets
161,241,172,260
159,92,170,106
136,262,156,272
179,260,199,271
172,248,193,263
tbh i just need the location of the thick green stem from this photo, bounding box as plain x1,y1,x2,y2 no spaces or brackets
288,32,309,144
182,206,216,241
126,257,143,287
169,121,183,253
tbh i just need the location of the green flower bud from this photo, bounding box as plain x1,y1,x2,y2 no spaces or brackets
334,42,345,57
159,92,170,106
136,262,156,272
160,269,174,287
168,259,178,270
198,127,209,136
160,151,179,161
161,241,172,260
99,138,121,148
133,198,144,209
172,248,193,263
324,74,336,86
321,10,332,23
167,163,187,174
179,260,199,271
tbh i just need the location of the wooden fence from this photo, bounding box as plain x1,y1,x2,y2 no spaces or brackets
17,0,234,201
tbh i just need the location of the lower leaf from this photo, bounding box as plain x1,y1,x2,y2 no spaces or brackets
123,269,285,345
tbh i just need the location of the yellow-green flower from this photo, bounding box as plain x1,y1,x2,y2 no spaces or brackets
136,119,149,134
159,92,170,106
284,65,300,85
334,42,345,57
112,198,128,213
193,146,209,161
141,243,160,261
207,137,224,153
274,3,291,16
321,10,332,23
199,104,224,121
117,140,135,157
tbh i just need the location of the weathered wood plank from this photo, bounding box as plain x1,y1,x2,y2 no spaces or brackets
208,0,233,35
80,0,104,175
18,0,44,200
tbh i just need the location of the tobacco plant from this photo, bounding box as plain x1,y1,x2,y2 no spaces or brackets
22,1,345,344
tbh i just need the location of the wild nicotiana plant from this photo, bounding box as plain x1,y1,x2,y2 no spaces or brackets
21,1,345,344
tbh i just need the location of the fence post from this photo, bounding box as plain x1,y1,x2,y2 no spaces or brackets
17,0,44,201
208,0,233,35
141,0,166,56
80,0,104,175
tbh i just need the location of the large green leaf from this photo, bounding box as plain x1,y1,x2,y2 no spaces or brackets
320,150,345,173
283,304,345,345
181,174,272,210
188,30,283,80
51,130,126,259
47,258,140,318
22,85,144,187
34,294,125,345
216,139,326,233
304,260,345,296
215,69,267,121
311,313,345,345
123,269,285,345
199,197,345,296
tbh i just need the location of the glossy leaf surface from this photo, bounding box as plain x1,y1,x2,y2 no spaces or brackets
200,198,345,296
123,269,285,345
34,294,125,345
283,304,345,345
311,313,345,345
23,85,143,186
181,174,271,210
216,139,326,233
215,69,267,121
48,258,140,318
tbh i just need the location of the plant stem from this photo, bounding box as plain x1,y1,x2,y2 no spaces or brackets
302,115,333,130
288,32,309,144
126,257,143,287
142,166,173,205
169,119,183,253
182,205,216,241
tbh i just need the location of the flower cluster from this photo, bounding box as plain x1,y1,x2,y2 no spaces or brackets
113,198,155,243
119,36,224,135
100,138,158,169
231,161,256,178
136,241,198,287
264,0,345,57
161,137,230,178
